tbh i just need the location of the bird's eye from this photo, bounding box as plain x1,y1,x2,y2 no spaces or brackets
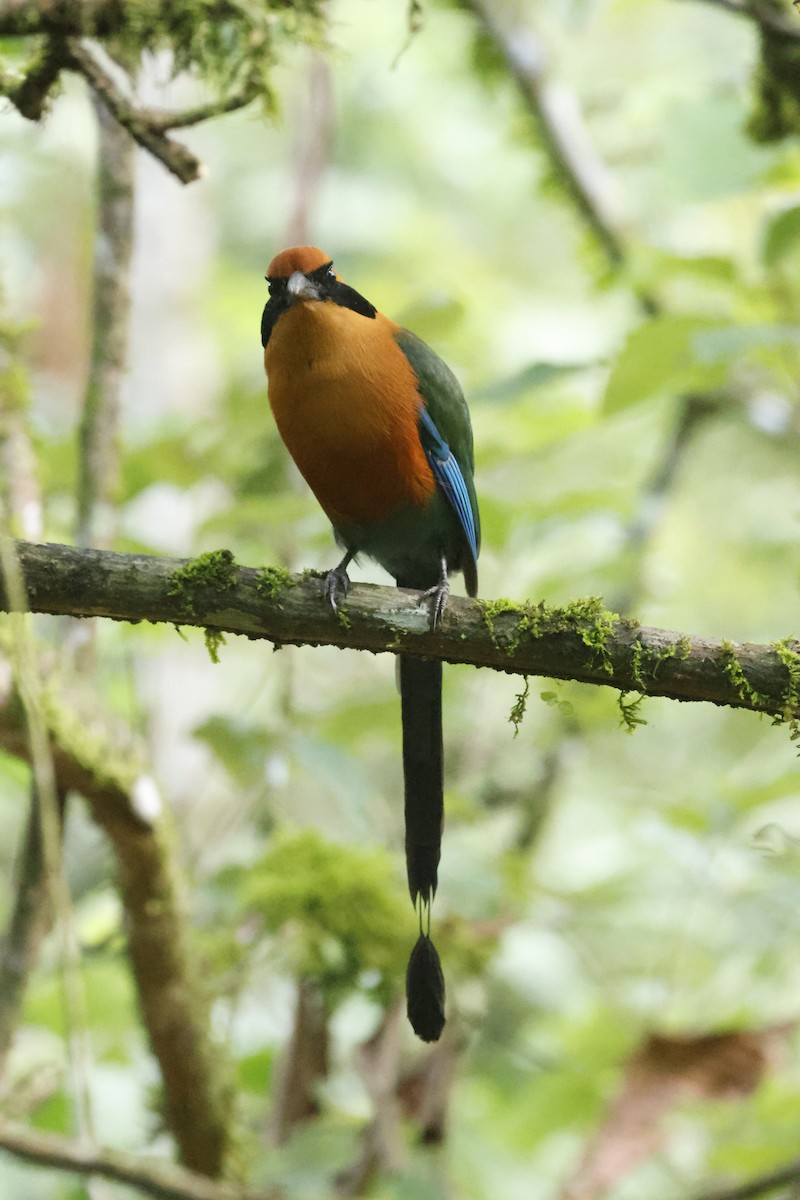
328,266,336,277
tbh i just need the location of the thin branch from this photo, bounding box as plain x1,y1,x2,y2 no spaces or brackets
0,323,42,541
0,1120,280,1200
145,79,261,131
0,34,66,119
0,29,260,180
690,1157,800,1200
611,393,722,615
0,533,99,1139
695,0,756,14
285,54,335,246
0,324,54,1081
396,1031,461,1145
0,410,41,540
59,40,260,182
0,613,234,1176
674,0,800,41
0,540,798,719
62,40,204,183
75,83,134,550
102,786,234,1177
269,978,329,1146
334,1000,406,1195
463,0,626,270
0,784,63,1076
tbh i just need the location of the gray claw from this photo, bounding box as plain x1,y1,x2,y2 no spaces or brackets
421,578,450,631
324,567,350,614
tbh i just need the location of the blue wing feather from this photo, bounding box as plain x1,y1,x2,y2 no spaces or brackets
418,406,479,570
392,327,480,595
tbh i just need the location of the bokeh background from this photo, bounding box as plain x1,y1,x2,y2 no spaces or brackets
3,0,800,1196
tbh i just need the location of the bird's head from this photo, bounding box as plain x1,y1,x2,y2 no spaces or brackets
267,245,334,303
262,245,377,348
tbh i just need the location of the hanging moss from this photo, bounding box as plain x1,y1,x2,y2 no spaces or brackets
772,637,800,718
508,675,530,736
109,0,329,111
617,690,647,733
0,0,331,124
719,638,771,710
204,628,226,663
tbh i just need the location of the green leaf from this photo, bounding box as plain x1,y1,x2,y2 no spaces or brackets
25,960,138,1060
474,361,591,405
604,315,728,413
238,1049,274,1093
193,715,272,784
762,204,800,268
30,1090,71,1135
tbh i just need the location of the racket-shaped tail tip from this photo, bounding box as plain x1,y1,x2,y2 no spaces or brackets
406,931,446,1042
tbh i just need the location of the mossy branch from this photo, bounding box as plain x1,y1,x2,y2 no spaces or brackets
62,39,206,184
0,0,300,39
2,539,799,720
0,0,327,180
0,629,233,1177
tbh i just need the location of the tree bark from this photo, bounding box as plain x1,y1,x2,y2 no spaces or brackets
0,1119,279,1200
1,539,798,720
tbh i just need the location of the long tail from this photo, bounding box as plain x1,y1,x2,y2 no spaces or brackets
399,654,443,904
399,654,446,1042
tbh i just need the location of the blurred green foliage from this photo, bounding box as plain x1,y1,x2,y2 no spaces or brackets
227,827,414,1005
3,0,800,1197
749,23,800,143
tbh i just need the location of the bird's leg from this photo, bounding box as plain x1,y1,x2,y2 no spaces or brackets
420,554,449,631
323,548,354,614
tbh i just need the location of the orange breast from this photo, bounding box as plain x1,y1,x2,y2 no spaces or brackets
264,302,435,526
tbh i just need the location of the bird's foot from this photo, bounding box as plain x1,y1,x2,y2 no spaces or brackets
420,556,449,631
324,564,351,615
421,580,449,630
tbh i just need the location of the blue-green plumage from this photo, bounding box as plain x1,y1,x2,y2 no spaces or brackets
393,328,480,594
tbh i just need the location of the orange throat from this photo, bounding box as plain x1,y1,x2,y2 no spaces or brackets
265,301,435,526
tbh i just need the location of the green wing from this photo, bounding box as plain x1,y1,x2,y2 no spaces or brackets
394,327,481,567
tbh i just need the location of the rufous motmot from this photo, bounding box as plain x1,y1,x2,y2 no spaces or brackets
261,246,480,1041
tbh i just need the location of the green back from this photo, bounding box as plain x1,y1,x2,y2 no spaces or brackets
394,327,481,556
